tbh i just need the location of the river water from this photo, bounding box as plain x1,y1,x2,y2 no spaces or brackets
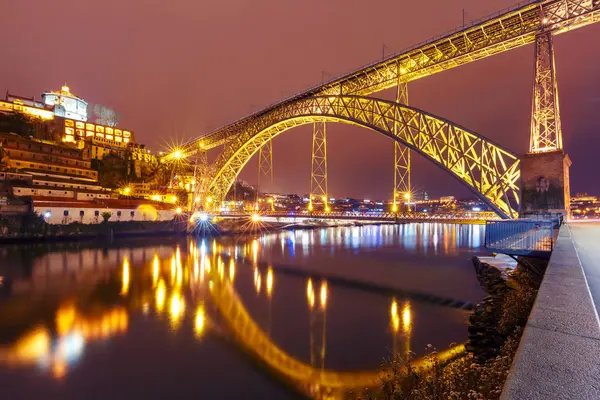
0,223,486,399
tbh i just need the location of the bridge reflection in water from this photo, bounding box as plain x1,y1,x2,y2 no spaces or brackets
0,227,474,398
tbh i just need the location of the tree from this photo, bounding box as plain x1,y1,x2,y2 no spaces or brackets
0,113,35,137
101,211,112,223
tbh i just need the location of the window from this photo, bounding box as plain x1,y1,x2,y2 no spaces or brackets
80,210,85,217
117,211,122,217
63,210,69,216
130,211,135,217
94,210,100,217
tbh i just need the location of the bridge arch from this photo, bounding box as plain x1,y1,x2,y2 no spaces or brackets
206,96,520,218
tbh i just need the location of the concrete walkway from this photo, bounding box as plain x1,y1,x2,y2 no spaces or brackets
570,222,600,318
502,224,600,399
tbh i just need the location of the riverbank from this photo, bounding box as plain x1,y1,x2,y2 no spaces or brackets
0,216,399,244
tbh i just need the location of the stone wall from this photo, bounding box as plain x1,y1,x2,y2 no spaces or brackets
520,150,571,217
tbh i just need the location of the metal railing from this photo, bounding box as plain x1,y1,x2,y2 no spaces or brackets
484,219,555,256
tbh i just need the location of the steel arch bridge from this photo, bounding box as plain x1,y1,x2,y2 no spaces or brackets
205,96,520,219
164,0,599,219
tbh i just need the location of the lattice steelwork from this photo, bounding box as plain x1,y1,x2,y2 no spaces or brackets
191,146,210,209
205,96,521,218
529,32,562,152
257,140,273,190
393,82,410,212
309,122,328,212
175,0,599,155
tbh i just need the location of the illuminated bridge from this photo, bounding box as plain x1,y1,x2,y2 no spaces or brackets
162,0,599,219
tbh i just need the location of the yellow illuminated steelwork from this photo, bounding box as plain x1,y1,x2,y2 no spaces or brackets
172,0,599,161
393,82,411,213
173,1,600,221
201,96,521,218
121,258,130,296
309,122,328,212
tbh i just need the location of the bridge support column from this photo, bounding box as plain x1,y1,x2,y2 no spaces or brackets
256,140,273,210
191,148,209,212
392,81,411,213
521,31,571,219
309,122,329,212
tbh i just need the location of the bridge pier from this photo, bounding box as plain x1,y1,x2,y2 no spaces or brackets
520,31,571,219
393,79,411,214
520,150,571,218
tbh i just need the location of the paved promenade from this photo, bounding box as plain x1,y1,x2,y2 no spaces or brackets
570,222,600,318
502,223,600,399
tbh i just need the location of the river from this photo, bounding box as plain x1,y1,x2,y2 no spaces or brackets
0,223,486,399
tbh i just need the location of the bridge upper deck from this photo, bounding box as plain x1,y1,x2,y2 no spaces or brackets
174,0,600,156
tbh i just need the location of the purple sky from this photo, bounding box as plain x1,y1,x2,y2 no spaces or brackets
2,0,599,200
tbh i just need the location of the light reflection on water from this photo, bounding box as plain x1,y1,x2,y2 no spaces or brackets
0,224,483,397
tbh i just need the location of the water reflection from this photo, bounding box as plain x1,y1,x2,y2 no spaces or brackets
0,225,477,397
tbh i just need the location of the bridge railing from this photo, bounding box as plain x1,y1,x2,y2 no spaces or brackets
484,219,556,257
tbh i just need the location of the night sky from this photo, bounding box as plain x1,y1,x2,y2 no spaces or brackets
2,0,599,200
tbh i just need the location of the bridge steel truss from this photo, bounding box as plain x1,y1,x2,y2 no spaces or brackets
205,96,521,219
176,0,599,154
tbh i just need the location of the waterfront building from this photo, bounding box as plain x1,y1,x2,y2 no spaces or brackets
34,198,179,224
0,132,112,201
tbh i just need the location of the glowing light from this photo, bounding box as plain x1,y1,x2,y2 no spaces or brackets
56,304,76,335
173,150,183,159
307,279,315,309
44,211,51,219
400,68,407,74
392,203,398,212
404,193,411,200
170,195,178,203
229,259,236,282
195,305,206,336
206,196,213,204
402,302,412,333
198,213,209,222
121,258,130,296
175,207,183,214
155,279,166,312
9,327,51,364
320,280,328,309
251,213,261,222
266,267,274,297
255,274,262,294
152,255,160,286
123,187,131,195
252,240,259,264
